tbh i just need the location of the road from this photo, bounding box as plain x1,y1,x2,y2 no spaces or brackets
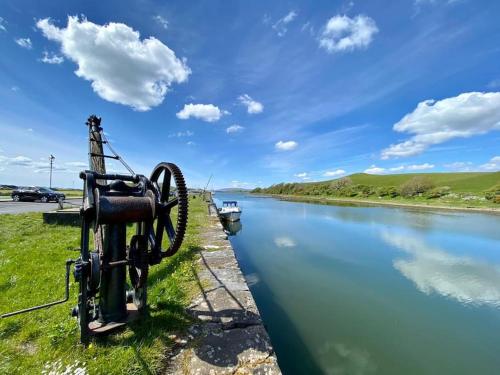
0,198,82,214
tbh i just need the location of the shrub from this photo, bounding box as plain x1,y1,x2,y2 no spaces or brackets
400,176,435,197
329,177,353,191
376,186,399,198
425,186,451,199
485,184,500,203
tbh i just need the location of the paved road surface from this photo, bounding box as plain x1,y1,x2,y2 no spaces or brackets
0,198,81,214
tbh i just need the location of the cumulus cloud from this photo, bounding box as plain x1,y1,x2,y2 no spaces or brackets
319,15,378,53
480,156,500,171
323,169,346,177
153,15,168,29
272,11,298,37
176,103,225,122
226,124,244,134
274,237,296,248
40,51,64,64
382,230,500,308
364,165,385,174
381,92,500,159
15,37,32,49
275,140,298,151
36,16,190,111
238,94,263,114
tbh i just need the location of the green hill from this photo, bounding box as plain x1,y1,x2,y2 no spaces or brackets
252,172,500,208
347,172,499,193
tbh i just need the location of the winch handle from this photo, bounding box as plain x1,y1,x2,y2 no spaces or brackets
0,259,75,318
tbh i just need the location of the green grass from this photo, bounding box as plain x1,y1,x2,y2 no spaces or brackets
347,172,500,193
0,195,208,374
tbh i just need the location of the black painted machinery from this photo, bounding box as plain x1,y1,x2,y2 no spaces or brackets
1,115,189,344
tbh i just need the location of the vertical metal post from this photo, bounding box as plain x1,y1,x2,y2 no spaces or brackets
49,154,55,188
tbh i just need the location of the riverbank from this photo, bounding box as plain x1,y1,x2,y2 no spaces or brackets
167,204,280,374
254,193,500,214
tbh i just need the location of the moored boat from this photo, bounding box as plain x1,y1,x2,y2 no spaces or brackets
218,201,241,222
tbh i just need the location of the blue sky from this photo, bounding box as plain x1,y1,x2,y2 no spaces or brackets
0,0,499,189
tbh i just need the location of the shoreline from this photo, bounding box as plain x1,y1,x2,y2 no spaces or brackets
251,193,500,215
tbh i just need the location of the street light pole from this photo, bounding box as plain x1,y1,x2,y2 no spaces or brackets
49,154,55,188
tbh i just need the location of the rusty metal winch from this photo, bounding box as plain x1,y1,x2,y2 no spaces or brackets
1,115,189,344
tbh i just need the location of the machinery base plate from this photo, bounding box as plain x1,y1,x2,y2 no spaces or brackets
88,304,139,335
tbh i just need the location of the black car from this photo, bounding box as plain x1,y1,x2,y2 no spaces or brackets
11,187,65,203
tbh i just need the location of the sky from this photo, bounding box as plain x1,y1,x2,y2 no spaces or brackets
0,0,499,190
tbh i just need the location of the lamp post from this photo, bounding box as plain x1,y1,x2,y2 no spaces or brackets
49,154,55,188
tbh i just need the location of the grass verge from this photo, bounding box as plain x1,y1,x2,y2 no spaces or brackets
0,195,208,374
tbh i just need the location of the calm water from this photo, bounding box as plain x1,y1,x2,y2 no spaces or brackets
214,193,500,375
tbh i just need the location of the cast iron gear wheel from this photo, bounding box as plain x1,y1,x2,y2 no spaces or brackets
150,162,188,257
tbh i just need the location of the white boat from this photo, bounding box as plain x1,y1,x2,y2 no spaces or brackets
218,201,241,222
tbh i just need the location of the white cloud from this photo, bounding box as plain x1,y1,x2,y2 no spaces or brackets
275,140,298,151
272,11,298,37
40,51,64,64
319,15,378,53
389,166,405,172
11,86,19,92
15,37,32,49
294,172,310,180
444,161,472,171
274,237,296,248
168,130,194,138
406,163,434,171
226,124,244,134
65,161,88,168
381,92,500,159
153,15,168,29
323,169,346,177
37,16,190,111
176,103,224,122
0,155,33,166
0,17,6,32
238,94,263,114
480,156,500,171
186,141,195,146
364,165,385,174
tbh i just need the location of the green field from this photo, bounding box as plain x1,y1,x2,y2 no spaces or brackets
0,195,207,374
347,172,500,193
253,172,500,210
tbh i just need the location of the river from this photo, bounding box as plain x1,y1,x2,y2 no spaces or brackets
214,193,500,375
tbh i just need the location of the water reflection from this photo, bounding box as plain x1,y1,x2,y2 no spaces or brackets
318,342,376,375
222,219,242,236
274,236,296,248
382,231,500,308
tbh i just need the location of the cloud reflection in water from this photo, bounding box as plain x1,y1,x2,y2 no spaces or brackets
382,231,500,308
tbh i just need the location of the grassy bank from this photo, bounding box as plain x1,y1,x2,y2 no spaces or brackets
252,172,500,211
0,195,208,374
263,193,500,213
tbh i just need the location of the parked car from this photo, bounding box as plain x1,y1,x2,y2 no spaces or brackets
11,186,65,203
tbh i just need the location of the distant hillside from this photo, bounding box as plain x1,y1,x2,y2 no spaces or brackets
252,172,500,206
348,172,499,193
216,188,251,192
